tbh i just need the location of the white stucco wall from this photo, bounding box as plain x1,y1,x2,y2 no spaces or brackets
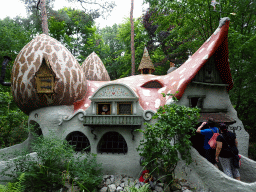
175,147,256,191
179,84,249,156
27,105,146,178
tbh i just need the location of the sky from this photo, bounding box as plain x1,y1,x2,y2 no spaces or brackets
0,0,149,28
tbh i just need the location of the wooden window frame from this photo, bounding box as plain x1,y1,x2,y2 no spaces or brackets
187,95,206,108
117,102,133,115
97,103,111,115
36,74,54,93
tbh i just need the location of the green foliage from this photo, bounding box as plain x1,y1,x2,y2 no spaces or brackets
144,0,256,143
0,90,28,148
68,153,103,192
114,18,150,78
121,183,151,192
249,143,256,161
0,173,25,192
0,133,102,192
48,7,98,61
137,94,200,183
97,24,125,80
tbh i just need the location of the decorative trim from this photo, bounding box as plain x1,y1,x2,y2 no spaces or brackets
58,109,86,125
83,115,142,125
89,126,97,140
143,110,156,121
131,128,135,141
91,83,139,101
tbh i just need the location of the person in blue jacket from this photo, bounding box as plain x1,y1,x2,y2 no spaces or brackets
196,118,219,167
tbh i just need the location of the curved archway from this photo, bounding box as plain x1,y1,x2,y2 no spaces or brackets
29,120,42,136
66,131,91,152
98,132,128,154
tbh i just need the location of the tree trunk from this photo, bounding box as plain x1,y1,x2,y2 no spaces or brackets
130,0,135,76
40,0,49,35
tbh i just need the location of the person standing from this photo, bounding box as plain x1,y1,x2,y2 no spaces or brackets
215,123,240,180
196,118,219,167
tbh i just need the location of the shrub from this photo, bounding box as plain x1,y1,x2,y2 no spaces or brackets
136,94,200,183
0,90,28,148
121,183,151,192
0,173,25,192
248,142,256,161
1,133,102,192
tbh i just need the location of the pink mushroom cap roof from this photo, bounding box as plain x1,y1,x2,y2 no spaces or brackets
74,18,233,113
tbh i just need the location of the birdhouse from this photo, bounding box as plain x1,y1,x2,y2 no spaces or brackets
35,57,55,94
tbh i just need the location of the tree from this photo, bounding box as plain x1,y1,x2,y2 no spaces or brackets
40,0,49,35
21,0,116,20
48,7,98,61
97,24,125,80
115,18,150,78
0,17,32,147
130,0,135,75
144,0,256,141
142,8,190,68
0,17,32,86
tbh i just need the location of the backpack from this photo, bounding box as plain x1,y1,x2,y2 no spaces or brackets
220,133,241,168
208,128,220,149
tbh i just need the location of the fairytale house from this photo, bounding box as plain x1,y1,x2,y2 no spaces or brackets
1,17,256,191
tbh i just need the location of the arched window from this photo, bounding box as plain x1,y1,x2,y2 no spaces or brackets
29,120,42,136
66,131,91,152
98,132,128,154
142,80,163,88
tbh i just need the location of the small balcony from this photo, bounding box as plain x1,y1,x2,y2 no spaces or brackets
83,115,143,126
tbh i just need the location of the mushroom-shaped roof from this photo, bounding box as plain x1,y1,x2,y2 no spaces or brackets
74,18,233,113
81,52,110,81
11,34,88,114
138,47,155,72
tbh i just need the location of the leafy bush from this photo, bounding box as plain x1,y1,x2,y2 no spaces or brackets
122,183,151,192
136,94,200,183
0,90,28,148
248,143,256,161
0,173,25,192
1,133,102,192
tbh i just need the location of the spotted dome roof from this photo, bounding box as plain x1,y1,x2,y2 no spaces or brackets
81,52,110,81
11,34,88,114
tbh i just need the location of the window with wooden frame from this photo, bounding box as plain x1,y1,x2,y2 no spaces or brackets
35,58,55,94
187,95,206,108
117,102,132,115
97,103,111,115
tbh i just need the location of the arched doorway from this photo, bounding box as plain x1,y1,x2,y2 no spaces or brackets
29,120,42,136
189,123,206,157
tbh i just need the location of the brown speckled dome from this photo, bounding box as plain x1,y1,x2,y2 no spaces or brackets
81,51,110,81
11,34,88,115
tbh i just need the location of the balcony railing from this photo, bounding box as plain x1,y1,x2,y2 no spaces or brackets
83,115,143,126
